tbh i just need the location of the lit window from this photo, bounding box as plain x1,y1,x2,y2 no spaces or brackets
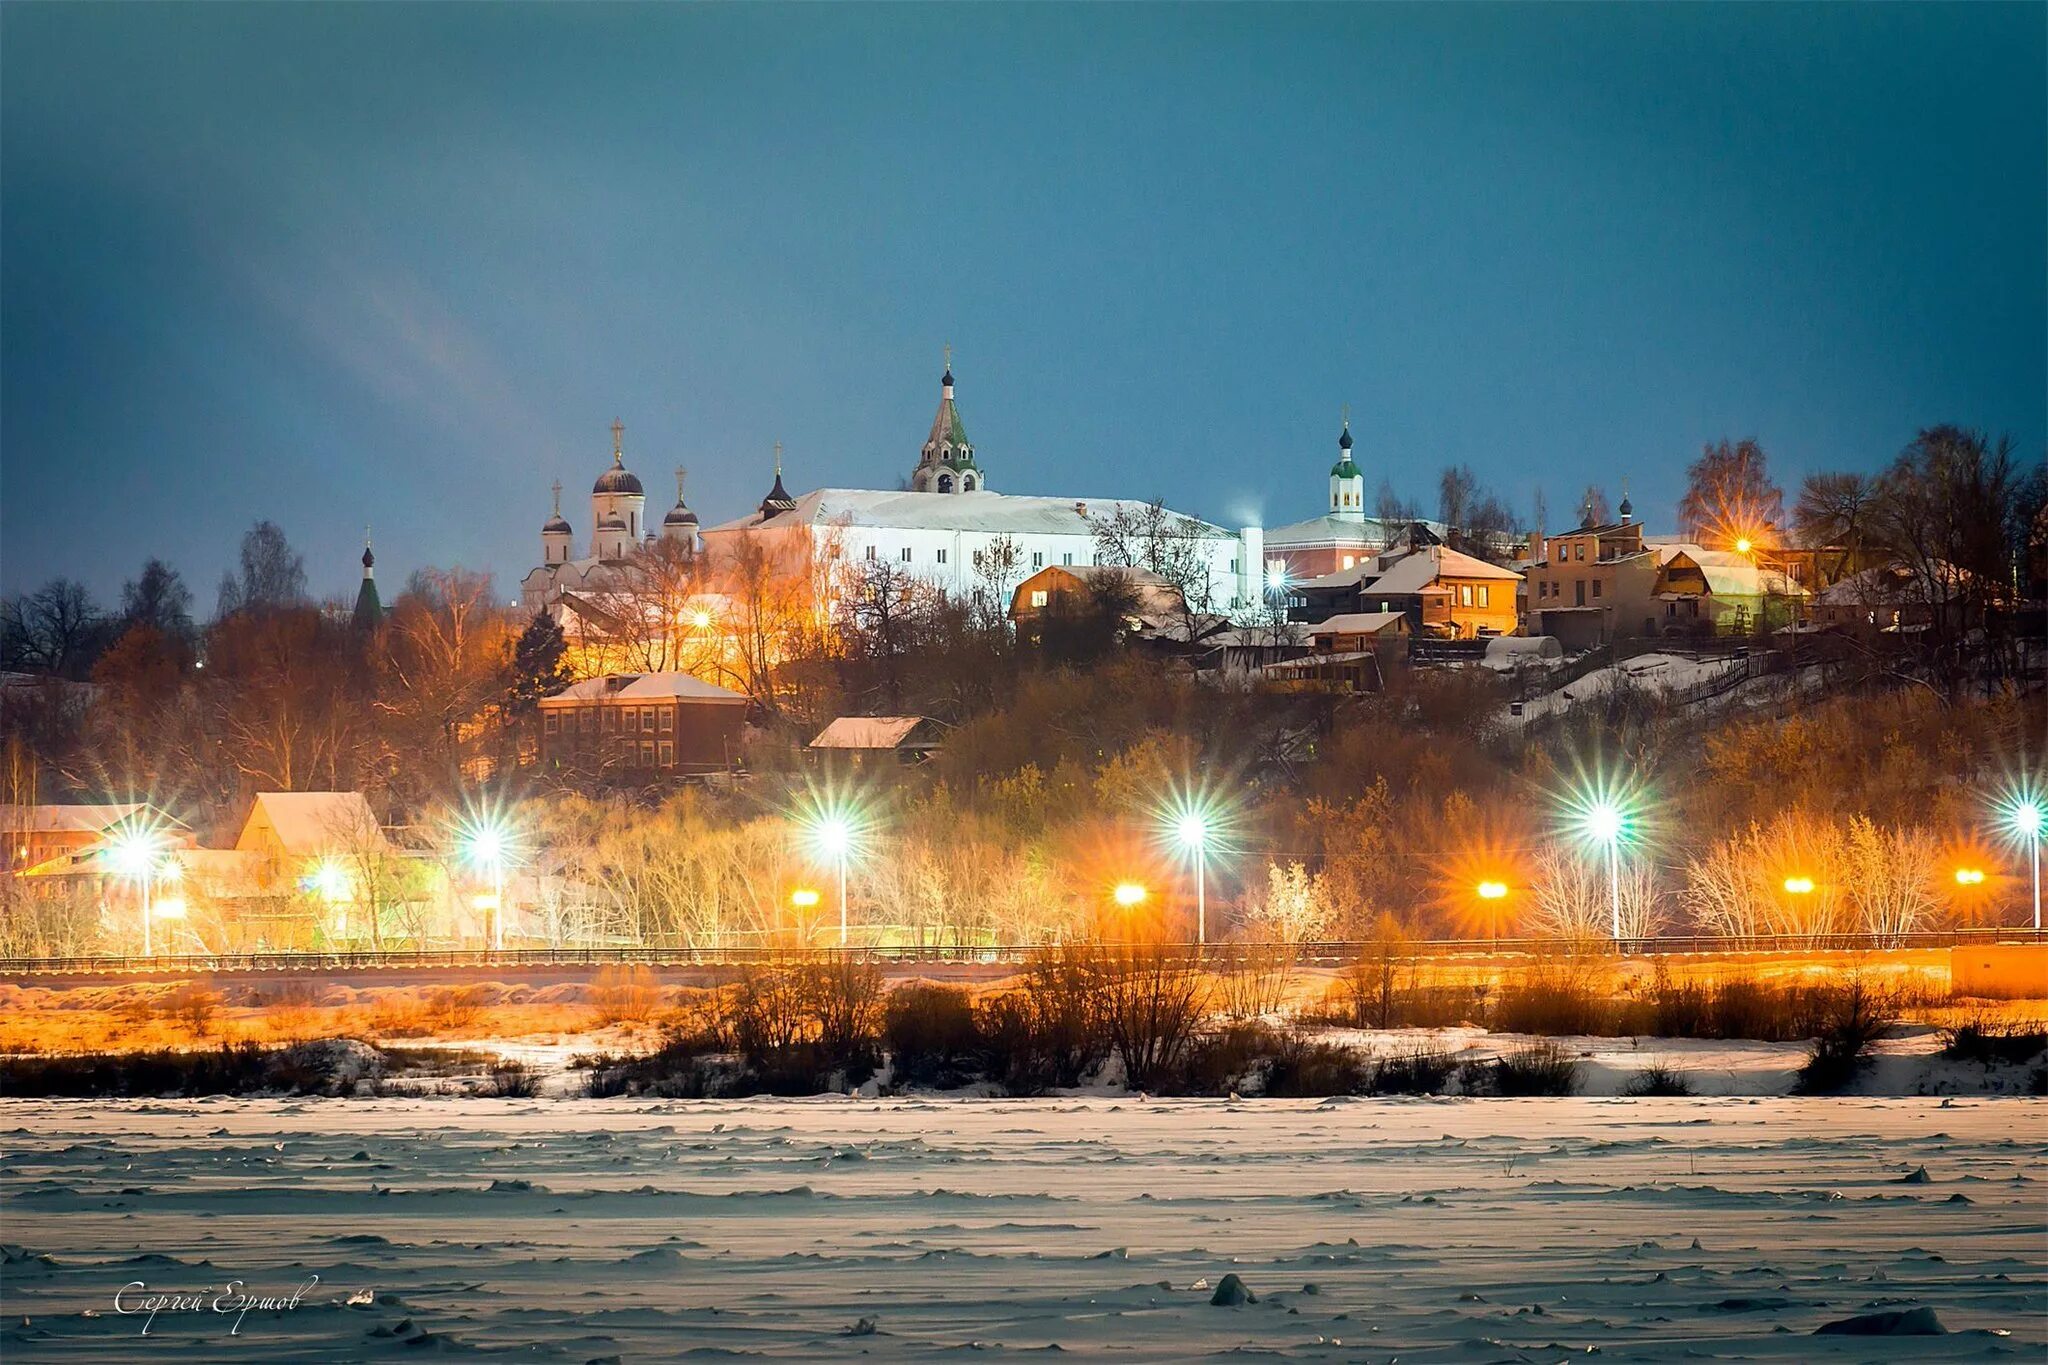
1479,586,1490,608
1460,585,1474,606
1030,590,1049,608
1343,556,1355,569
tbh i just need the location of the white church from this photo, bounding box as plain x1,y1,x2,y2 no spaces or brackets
523,362,1267,617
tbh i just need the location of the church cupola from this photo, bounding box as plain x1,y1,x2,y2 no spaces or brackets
1617,479,1634,524
912,346,984,493
662,466,700,550
541,480,574,564
759,441,798,520
590,419,646,558
1328,408,1365,523
352,529,383,631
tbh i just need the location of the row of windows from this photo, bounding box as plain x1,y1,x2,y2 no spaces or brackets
1534,578,1601,600
1454,584,1494,608
861,545,1082,570
541,706,676,736
617,739,675,767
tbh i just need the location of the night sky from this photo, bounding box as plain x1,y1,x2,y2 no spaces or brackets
3,4,2042,603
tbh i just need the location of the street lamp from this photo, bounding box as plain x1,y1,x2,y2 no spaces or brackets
1475,879,1509,948
1782,875,1815,896
2006,797,2043,931
1113,881,1148,908
460,820,511,950
109,829,172,955
1953,866,1986,887
1175,811,1210,946
1578,801,1627,941
808,812,857,946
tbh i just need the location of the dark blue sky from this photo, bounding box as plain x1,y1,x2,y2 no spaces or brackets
4,4,2042,603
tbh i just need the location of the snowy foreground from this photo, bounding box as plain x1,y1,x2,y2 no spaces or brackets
4,1097,2043,1362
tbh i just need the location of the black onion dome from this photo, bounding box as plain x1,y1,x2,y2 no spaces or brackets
664,502,698,527
543,513,572,534
1338,426,1353,450
593,466,643,495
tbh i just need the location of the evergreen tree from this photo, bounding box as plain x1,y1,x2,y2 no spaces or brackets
504,610,572,716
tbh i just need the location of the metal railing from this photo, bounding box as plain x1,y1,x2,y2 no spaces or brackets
1,929,2040,976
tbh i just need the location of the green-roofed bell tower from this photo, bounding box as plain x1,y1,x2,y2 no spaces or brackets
1329,408,1365,523
352,530,383,631
911,346,985,493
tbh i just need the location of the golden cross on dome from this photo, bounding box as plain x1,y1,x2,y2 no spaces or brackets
1342,402,1351,429
550,479,562,514
610,418,625,462
675,466,687,500
774,440,783,477
944,342,952,372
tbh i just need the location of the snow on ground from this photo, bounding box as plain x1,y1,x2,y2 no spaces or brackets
4,1095,2041,1361
1506,651,1747,724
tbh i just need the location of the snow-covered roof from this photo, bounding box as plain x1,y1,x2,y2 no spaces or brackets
1812,560,1968,607
539,672,747,707
703,487,1236,539
810,716,943,750
1265,514,1415,548
0,802,153,835
1306,612,1407,636
237,792,383,858
1657,549,1802,598
1302,544,1521,594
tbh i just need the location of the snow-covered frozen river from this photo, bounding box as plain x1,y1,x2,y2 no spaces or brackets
4,1096,2042,1361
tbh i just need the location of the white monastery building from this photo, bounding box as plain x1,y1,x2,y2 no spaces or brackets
526,362,1266,615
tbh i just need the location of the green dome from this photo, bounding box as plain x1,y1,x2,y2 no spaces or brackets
1329,456,1362,480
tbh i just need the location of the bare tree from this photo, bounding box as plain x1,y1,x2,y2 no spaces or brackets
1792,472,1871,561
1865,425,2026,689
1678,438,1784,547
970,533,1027,628
1089,501,1215,615
121,559,195,639
217,520,308,617
0,579,106,678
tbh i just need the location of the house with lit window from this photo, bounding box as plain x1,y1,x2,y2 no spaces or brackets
536,671,747,777
1286,526,1521,639
1525,505,1803,647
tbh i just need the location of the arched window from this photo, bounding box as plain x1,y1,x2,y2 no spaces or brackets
938,473,954,493
962,474,977,491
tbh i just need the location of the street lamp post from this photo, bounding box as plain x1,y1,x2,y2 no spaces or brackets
810,816,854,947
2012,801,2043,932
112,830,170,957
1176,813,1209,945
1476,879,1508,949
461,822,511,952
1580,803,1625,942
